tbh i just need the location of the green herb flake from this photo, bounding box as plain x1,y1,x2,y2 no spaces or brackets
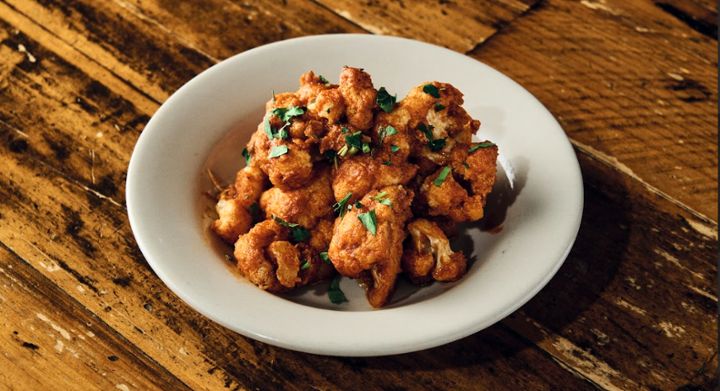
462,161,470,169
319,252,331,264
326,104,334,114
318,75,329,84
271,214,299,227
422,84,440,98
354,200,364,209
376,87,397,113
468,142,496,153
390,144,400,153
378,125,398,148
370,191,388,200
333,193,352,218
249,202,261,225
362,143,371,154
241,148,251,165
342,126,350,134
268,145,289,158
272,106,305,122
300,260,311,270
328,277,347,304
290,227,311,243
378,199,394,207
264,115,274,139
358,210,377,235
419,123,446,152
434,101,446,112
271,89,276,104
434,167,452,187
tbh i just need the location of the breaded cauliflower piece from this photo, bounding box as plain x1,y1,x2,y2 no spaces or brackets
402,218,467,285
247,125,315,190
296,71,335,106
415,141,498,222
327,185,414,307
234,220,333,292
338,67,377,131
259,163,335,229
375,81,480,173
332,154,418,204
210,166,268,244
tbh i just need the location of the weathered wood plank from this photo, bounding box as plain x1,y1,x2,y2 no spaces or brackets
117,0,367,60
503,149,718,391
469,0,718,222
312,0,539,52
0,245,193,391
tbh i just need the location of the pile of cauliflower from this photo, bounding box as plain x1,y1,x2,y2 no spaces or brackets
210,67,498,308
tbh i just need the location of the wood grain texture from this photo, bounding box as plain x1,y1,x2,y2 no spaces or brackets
0,246,193,391
469,0,718,222
312,0,539,52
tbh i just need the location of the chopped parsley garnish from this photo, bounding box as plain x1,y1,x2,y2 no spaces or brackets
249,202,261,225
422,84,440,98
342,126,350,134
419,123,446,152
318,75,329,84
268,145,289,158
300,260,311,270
377,125,398,148
326,104,334,114
390,144,400,153
370,191,388,200
354,200,364,209
382,156,392,166
434,167,452,187
377,87,397,113
333,193,352,218
358,210,377,235
468,142,496,153
325,149,338,169
271,89,275,104
265,106,305,140
271,215,310,243
462,161,470,168
242,148,251,165
272,214,298,227
319,252,331,264
378,199,394,207
434,101,446,111
328,277,347,304
290,227,311,243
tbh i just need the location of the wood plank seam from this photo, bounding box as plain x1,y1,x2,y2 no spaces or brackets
570,139,718,229
0,240,195,391
464,0,545,55
307,0,374,36
0,0,162,111
108,0,222,64
498,323,625,391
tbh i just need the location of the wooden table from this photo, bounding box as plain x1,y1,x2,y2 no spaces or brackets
0,0,717,389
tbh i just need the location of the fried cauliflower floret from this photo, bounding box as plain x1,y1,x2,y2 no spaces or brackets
416,141,498,222
327,185,414,307
338,67,377,131
234,220,333,292
332,154,418,204
375,81,480,172
296,71,335,106
259,164,335,229
247,127,314,190
210,166,268,244
402,218,467,285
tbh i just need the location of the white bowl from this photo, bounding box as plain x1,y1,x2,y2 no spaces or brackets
126,34,583,356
